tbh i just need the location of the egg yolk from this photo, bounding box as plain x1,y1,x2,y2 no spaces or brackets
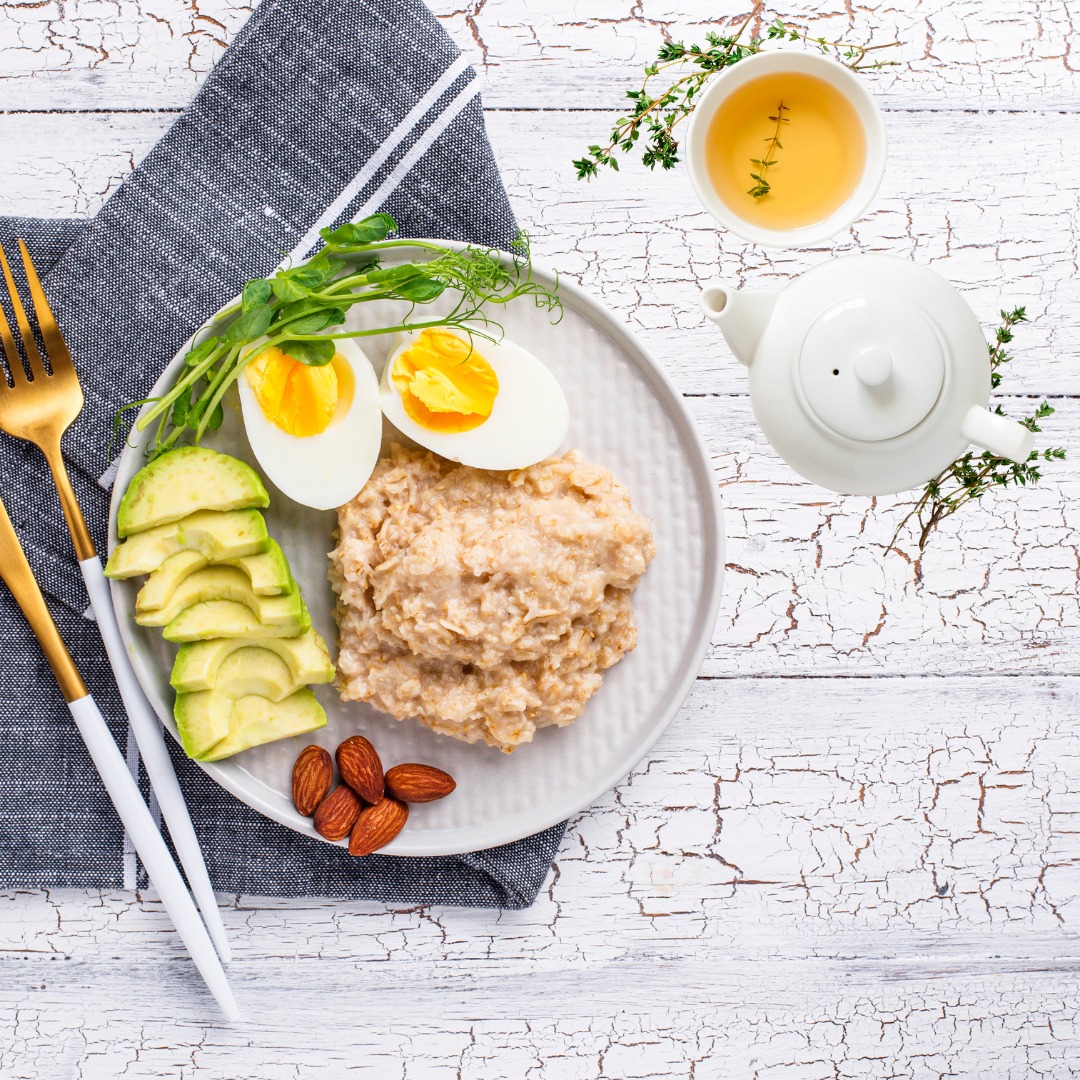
391,329,499,433
245,346,352,437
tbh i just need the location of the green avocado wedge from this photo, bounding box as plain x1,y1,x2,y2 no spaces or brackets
163,599,311,643
104,509,271,579
175,687,327,761
170,629,334,694
175,647,299,702
135,539,294,613
116,447,269,538
174,687,231,758
134,566,306,629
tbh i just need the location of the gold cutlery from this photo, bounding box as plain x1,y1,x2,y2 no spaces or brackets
0,240,236,1007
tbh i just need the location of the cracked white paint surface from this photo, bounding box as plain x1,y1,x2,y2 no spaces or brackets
2,1,1080,1077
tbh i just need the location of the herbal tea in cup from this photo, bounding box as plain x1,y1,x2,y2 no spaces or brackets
685,51,886,248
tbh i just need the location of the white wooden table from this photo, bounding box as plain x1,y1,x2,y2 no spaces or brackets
3,2,1080,1076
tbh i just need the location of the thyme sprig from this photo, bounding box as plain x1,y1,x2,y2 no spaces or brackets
890,308,1066,553
117,215,561,460
572,3,899,181
748,99,788,198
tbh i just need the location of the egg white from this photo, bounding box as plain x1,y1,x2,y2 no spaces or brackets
380,329,569,470
238,337,382,511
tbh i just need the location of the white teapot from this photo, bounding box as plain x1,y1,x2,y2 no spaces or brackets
700,254,1034,495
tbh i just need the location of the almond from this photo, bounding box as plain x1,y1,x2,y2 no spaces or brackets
313,785,362,841
384,763,456,804
292,745,333,817
348,797,409,857
336,735,384,804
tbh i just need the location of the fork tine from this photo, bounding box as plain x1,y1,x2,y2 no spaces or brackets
0,271,27,388
18,240,74,377
0,244,47,380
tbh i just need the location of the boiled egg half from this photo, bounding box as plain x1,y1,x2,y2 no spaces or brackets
380,328,569,470
238,337,382,510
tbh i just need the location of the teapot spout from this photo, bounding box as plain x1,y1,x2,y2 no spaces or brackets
700,281,780,368
961,405,1035,464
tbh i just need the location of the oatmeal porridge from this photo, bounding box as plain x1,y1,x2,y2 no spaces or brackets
329,446,655,752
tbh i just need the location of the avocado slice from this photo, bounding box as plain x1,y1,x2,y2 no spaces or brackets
174,687,232,759
171,629,334,693
117,447,269,538
136,540,294,613
163,599,311,643
134,566,305,629
225,541,294,595
104,509,271,579
175,687,327,761
175,646,298,701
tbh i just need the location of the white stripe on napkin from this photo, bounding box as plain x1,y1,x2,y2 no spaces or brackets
95,53,475,497
97,457,120,491
286,53,473,264
354,77,483,221
101,57,485,881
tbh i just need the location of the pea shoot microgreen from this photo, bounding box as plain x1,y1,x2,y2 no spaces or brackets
890,308,1066,554
572,2,899,181
117,215,561,459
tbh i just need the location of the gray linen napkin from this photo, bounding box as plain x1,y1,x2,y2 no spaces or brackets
0,0,564,907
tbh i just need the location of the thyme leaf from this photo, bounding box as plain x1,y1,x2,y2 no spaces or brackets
747,99,788,198
890,308,1066,554
573,2,899,181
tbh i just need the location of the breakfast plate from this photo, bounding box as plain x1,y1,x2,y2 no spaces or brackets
108,245,724,856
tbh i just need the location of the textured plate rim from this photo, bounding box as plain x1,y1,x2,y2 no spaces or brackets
107,244,724,857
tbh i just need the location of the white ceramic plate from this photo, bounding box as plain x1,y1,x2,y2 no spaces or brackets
108,247,723,856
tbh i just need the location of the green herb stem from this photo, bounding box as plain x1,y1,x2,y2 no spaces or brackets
748,99,788,198
573,4,899,180
890,307,1066,554
121,216,561,458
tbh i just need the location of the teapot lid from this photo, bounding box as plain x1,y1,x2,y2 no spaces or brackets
798,295,945,442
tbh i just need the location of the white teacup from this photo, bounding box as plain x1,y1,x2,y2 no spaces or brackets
684,50,887,248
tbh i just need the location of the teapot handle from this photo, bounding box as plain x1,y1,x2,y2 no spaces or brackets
961,405,1035,464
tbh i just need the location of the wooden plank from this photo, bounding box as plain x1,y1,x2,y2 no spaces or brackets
1,960,1079,1078
2,960,1077,1077
1,0,1077,112
489,109,1080,399
6,674,1076,945
2,675,1079,1075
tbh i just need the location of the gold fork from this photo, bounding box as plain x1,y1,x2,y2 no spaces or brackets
0,241,232,964
0,243,94,557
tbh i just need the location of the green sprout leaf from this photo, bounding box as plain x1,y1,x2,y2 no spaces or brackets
184,336,220,368
273,298,347,336
223,303,273,344
280,338,337,367
320,213,396,248
120,220,563,458
242,279,272,312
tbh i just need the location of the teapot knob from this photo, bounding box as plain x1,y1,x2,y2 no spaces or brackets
854,346,893,388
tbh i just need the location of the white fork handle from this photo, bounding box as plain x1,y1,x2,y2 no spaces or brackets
80,556,232,963
68,694,239,1020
